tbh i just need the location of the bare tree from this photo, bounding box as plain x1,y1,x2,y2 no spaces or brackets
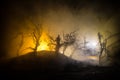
48,34,62,54
98,32,103,63
97,32,120,65
29,23,42,56
55,35,61,54
69,41,79,57
62,31,76,54
48,31,76,55
70,36,90,57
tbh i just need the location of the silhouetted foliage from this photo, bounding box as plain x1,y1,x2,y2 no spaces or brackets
62,31,76,54
29,23,42,56
48,31,76,54
97,32,120,65
98,32,104,64
55,35,61,54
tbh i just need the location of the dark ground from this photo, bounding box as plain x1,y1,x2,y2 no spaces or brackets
0,51,120,80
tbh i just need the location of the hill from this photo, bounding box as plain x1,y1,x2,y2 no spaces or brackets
0,51,120,80
0,51,84,71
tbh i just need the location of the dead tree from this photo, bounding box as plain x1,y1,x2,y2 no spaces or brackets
48,34,62,54
28,24,42,56
55,35,61,54
48,31,76,55
98,32,108,64
62,31,76,54
98,32,103,60
70,36,89,57
69,41,79,57
97,32,120,65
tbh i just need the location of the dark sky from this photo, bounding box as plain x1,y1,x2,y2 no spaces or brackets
1,0,120,30
0,0,120,58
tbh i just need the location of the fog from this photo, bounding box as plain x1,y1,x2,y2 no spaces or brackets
1,0,120,65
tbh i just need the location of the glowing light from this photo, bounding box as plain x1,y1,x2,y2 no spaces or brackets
37,32,55,51
91,41,97,48
37,41,49,51
87,40,97,49
88,56,99,60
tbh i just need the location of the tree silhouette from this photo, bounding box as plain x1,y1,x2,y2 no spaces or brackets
55,35,61,54
48,31,76,55
48,34,62,54
97,32,120,65
29,23,42,56
98,32,104,64
62,31,76,54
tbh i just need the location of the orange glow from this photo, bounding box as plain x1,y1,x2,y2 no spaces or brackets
37,32,55,51
37,40,49,51
88,56,99,60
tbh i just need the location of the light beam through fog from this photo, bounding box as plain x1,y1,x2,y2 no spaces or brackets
1,0,120,66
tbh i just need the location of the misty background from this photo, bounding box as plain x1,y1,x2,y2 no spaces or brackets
0,0,120,65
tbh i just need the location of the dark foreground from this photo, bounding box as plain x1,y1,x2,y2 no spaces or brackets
0,52,120,80
0,66,120,80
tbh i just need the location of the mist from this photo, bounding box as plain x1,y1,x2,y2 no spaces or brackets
0,0,120,66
